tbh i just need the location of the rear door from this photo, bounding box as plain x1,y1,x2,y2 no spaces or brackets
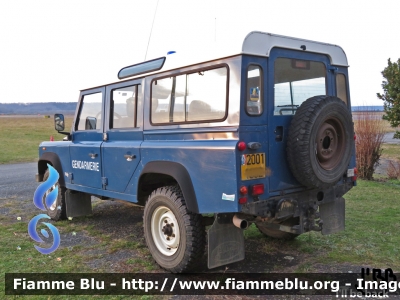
69,88,105,189
267,48,333,192
101,80,143,192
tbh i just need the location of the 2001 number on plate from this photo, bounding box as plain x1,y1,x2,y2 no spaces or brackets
241,153,266,181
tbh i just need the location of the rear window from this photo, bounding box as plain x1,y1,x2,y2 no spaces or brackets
110,85,138,129
274,58,326,115
151,66,228,124
336,73,348,104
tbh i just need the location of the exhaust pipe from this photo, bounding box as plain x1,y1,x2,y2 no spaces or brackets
233,214,249,229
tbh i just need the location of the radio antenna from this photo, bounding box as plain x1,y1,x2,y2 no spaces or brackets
145,0,160,61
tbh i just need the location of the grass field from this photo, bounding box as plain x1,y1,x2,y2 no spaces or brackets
1,114,400,299
352,111,399,133
382,144,400,161
1,180,400,299
0,116,73,164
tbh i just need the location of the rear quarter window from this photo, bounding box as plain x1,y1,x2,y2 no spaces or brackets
246,65,263,115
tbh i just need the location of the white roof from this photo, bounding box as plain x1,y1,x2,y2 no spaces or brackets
156,31,348,74
242,31,348,66
84,31,349,90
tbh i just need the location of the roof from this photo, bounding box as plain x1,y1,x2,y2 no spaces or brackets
148,31,348,75
81,31,348,91
242,31,348,66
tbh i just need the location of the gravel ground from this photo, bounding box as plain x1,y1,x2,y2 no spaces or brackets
0,161,391,275
0,162,39,200
375,158,391,176
2,161,399,298
1,194,371,274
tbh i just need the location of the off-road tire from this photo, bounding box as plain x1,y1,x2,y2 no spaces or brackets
287,95,353,189
143,185,205,273
255,218,299,240
43,169,67,221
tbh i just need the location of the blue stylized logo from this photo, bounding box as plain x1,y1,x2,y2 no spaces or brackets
28,164,61,254
28,214,60,254
33,164,59,211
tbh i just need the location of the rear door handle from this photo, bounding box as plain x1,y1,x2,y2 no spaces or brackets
275,126,283,142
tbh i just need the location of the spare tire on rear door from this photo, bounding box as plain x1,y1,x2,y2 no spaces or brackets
287,95,353,189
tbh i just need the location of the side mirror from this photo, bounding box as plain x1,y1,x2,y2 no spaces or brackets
85,117,97,130
54,114,65,131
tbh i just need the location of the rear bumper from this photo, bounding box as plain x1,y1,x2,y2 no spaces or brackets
240,181,353,217
241,182,353,235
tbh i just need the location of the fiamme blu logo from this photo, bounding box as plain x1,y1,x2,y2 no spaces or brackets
28,164,61,254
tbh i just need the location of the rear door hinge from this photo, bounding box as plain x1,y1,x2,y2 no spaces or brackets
101,177,108,188
65,172,74,184
328,66,338,73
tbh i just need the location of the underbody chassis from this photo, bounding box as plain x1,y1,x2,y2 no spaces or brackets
242,181,353,234
207,181,353,269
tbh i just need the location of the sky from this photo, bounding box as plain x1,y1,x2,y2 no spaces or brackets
1,0,399,106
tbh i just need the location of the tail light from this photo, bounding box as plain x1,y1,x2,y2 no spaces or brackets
251,184,264,196
353,167,358,181
239,186,248,195
239,197,247,204
239,186,248,204
237,141,246,151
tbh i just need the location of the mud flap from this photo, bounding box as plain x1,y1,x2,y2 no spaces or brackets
208,214,245,269
65,190,92,218
319,197,345,235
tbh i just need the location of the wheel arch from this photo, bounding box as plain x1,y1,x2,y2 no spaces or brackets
38,152,65,187
138,161,199,213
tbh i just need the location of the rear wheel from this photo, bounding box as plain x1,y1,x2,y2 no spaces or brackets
143,185,205,273
43,169,67,221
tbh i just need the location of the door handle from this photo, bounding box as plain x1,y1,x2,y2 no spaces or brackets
124,154,136,161
274,126,283,142
88,153,98,159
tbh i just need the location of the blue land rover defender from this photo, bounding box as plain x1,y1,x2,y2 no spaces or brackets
36,31,356,272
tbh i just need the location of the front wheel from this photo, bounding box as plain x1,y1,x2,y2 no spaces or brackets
143,185,205,273
42,169,67,221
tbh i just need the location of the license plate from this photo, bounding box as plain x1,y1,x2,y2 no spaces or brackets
241,153,266,181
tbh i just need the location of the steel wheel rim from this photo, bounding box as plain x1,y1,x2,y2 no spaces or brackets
151,205,180,256
315,117,345,170
44,183,58,211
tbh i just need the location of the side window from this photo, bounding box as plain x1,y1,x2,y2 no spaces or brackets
246,65,263,115
274,58,326,115
151,66,228,124
336,73,348,104
76,92,103,131
186,68,227,121
110,85,138,129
